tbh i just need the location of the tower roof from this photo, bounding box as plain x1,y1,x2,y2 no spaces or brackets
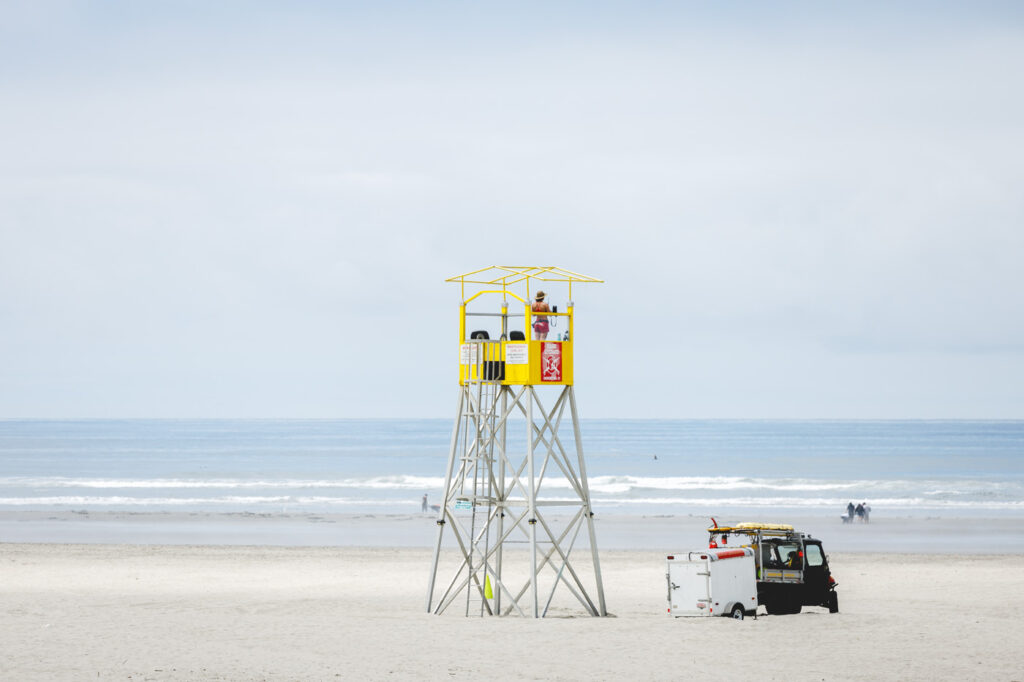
446,266,602,286
446,266,602,302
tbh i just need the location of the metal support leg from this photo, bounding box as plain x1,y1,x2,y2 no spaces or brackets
427,387,466,612
527,386,539,618
569,385,607,616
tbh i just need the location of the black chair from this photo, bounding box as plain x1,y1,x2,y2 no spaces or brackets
470,330,489,339
509,331,525,341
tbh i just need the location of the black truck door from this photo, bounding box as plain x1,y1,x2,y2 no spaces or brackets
801,541,830,606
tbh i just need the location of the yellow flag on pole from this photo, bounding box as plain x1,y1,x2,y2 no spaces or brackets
484,574,493,599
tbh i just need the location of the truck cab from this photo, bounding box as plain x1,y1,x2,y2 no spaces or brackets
708,523,838,615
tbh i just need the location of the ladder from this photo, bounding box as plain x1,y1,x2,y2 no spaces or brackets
462,351,499,616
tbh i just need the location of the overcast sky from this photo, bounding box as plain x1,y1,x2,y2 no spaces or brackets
2,1,1023,419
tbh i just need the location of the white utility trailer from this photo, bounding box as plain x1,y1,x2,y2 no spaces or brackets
667,547,758,619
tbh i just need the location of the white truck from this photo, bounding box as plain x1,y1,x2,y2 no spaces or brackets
666,547,758,619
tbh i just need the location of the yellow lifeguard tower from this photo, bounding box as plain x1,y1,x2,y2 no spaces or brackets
426,266,607,618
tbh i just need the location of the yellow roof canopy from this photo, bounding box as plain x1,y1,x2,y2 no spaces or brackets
446,266,603,303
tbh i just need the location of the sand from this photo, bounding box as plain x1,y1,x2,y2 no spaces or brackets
3,542,1024,681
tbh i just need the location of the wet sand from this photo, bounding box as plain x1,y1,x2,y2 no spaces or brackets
2,509,1022,553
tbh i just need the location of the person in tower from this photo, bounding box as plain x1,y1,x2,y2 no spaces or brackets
532,291,551,340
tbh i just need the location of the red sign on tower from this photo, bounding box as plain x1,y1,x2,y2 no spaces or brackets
541,342,562,382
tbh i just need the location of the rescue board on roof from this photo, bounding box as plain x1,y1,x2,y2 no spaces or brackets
708,522,795,534
733,523,795,532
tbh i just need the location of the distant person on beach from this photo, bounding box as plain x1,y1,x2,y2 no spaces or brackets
847,501,855,521
422,494,428,512
862,502,871,523
855,502,865,522
532,291,550,340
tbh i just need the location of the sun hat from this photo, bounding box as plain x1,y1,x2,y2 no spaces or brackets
535,291,546,300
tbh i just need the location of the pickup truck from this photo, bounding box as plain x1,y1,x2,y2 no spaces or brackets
707,522,839,615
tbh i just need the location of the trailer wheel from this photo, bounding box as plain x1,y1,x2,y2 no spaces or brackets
729,604,745,620
828,592,839,613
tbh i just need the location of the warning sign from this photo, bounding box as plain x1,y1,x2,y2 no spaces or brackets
459,344,478,365
541,342,562,382
505,343,529,365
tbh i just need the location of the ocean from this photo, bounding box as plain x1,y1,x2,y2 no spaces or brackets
2,418,1022,519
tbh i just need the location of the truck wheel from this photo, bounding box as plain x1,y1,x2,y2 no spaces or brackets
730,604,745,620
828,592,839,613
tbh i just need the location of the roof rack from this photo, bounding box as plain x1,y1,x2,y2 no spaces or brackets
708,523,804,539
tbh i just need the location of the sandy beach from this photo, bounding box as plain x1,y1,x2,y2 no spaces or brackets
3,537,1024,681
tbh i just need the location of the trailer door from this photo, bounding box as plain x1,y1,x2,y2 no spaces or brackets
668,559,712,616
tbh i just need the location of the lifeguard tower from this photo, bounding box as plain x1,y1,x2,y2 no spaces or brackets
426,266,607,618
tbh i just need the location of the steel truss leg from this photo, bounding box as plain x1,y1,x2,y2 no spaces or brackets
427,383,606,617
